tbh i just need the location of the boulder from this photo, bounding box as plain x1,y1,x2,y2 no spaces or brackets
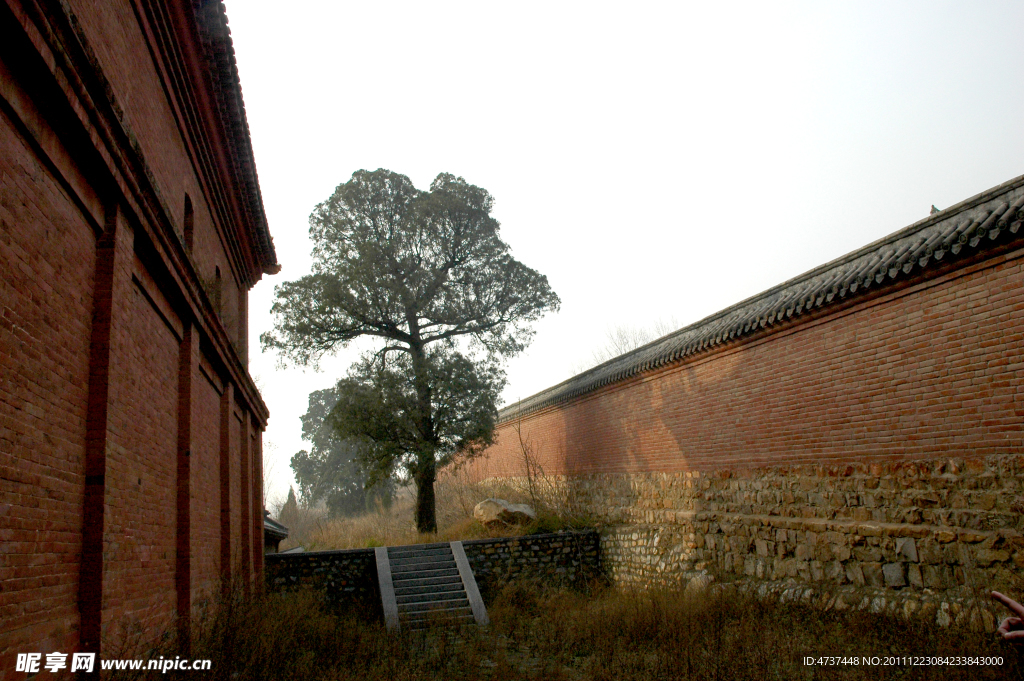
684,573,713,597
474,498,537,527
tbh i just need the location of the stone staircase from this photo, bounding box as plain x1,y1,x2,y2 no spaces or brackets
375,541,489,631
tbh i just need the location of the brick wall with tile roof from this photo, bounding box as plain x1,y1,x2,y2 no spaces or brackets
0,0,276,672
463,176,1024,606
470,176,1024,478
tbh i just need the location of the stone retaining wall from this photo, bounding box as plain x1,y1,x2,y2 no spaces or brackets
462,530,602,601
486,453,1024,626
264,548,380,613
263,531,603,609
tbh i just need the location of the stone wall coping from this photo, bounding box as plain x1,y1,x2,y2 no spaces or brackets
265,547,376,560
460,529,598,547
263,530,599,561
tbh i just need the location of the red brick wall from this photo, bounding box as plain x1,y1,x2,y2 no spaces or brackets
230,410,243,574
0,0,272,672
0,103,95,660
191,368,222,604
62,0,245,351
470,250,1024,480
99,256,180,644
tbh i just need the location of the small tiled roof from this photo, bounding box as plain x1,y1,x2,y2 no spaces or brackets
500,175,1024,423
263,512,289,540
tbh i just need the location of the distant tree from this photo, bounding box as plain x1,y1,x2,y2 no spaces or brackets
570,317,680,375
262,169,560,533
278,486,299,530
291,388,392,518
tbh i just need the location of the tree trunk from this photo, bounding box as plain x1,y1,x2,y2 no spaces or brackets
408,332,438,534
414,458,437,534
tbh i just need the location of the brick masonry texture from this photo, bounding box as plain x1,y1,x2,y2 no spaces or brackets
471,250,1024,479
0,97,96,660
265,531,603,613
0,0,277,673
463,193,1024,623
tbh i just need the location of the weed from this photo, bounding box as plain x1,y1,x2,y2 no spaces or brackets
108,581,1023,681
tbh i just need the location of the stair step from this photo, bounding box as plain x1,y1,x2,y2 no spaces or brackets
392,574,463,590
388,542,449,554
399,597,470,613
392,569,459,581
390,559,456,573
396,589,468,605
389,545,451,556
395,581,466,596
392,568,460,580
389,552,454,567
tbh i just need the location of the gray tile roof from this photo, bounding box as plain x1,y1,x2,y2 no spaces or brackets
194,1,279,275
500,175,1024,423
264,513,289,540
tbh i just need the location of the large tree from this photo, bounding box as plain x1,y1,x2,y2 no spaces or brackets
262,169,560,532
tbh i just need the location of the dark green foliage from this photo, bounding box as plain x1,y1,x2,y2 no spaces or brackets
328,345,505,486
262,169,560,532
291,389,391,518
260,170,559,368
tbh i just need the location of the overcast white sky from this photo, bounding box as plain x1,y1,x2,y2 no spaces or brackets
224,1,1024,505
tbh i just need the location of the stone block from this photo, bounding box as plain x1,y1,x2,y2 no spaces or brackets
958,530,988,543
907,563,923,588
895,537,918,562
825,560,845,582
882,563,906,588
862,563,884,587
832,544,851,562
845,563,865,586
853,546,883,562
858,523,883,537
922,565,949,589
977,493,997,511
974,549,1010,567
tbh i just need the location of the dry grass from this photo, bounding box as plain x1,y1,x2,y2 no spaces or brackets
278,469,589,552
110,582,1023,681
